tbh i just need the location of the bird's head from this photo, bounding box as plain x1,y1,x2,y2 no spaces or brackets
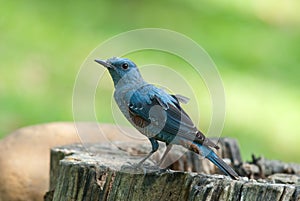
95,57,143,87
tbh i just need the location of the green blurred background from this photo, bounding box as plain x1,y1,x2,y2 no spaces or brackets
1,0,299,162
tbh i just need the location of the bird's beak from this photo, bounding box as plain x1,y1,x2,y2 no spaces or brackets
94,59,114,69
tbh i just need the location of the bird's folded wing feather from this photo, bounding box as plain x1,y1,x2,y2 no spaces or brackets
173,94,190,104
128,86,219,149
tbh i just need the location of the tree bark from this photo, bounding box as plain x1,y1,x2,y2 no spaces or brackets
44,139,300,201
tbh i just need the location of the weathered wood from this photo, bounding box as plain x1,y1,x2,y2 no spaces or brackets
238,154,300,179
44,139,300,201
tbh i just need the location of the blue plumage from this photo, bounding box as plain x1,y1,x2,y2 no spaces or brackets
95,57,239,180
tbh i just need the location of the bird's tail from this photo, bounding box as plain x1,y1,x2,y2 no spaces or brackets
195,142,239,180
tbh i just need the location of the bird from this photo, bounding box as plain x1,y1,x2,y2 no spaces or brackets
95,57,239,180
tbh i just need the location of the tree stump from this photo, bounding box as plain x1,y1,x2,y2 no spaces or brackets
44,139,300,201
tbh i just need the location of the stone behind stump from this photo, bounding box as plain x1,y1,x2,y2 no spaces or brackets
0,122,140,201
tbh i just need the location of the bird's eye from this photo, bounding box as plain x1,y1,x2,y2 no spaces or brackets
122,63,129,69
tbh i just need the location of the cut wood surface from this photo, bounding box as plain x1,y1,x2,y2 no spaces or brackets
44,139,300,201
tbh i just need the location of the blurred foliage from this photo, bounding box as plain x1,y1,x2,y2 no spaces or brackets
1,0,299,162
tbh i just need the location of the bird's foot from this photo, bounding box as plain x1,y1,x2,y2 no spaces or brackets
121,161,161,174
157,167,172,173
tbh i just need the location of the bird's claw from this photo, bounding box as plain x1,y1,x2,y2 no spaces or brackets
157,167,172,173
121,161,163,174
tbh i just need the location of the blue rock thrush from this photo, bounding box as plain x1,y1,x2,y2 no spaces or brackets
95,57,239,179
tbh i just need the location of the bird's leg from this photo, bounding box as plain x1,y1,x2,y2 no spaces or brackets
157,144,173,166
136,138,159,167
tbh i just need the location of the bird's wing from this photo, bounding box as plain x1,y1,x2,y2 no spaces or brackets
128,86,219,149
162,94,219,149
173,94,190,104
